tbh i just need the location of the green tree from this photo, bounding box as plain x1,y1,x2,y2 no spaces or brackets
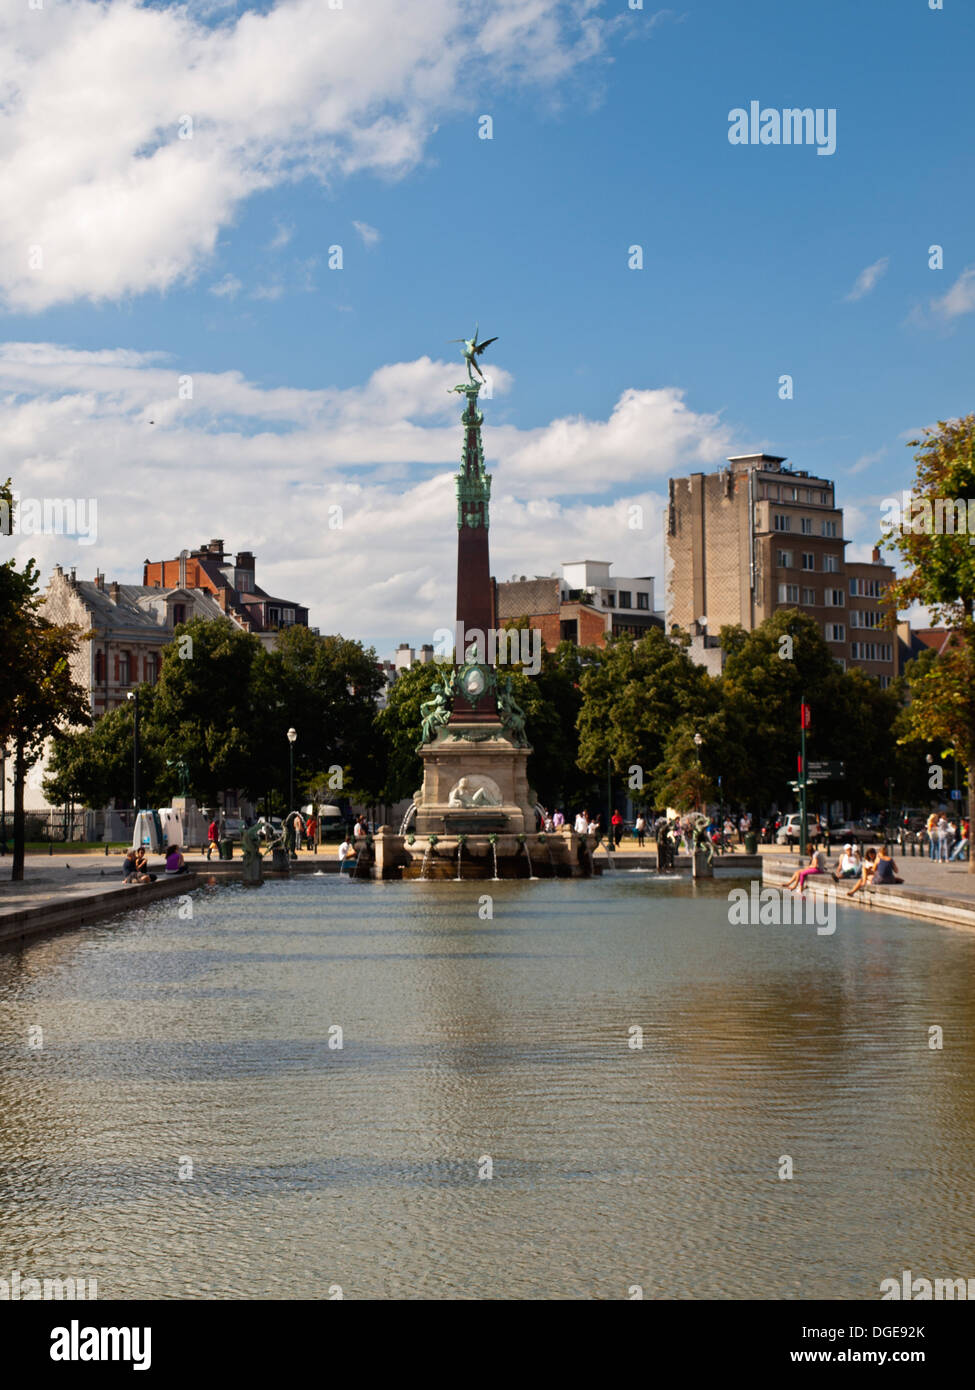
720,610,842,811
259,626,385,807
144,618,265,805
375,661,443,804
1,482,90,877
44,690,164,809
883,414,975,868
576,629,716,800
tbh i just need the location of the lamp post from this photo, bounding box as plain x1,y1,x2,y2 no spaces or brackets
287,727,297,812
126,691,141,816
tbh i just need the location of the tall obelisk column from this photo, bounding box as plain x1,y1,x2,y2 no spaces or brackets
451,380,497,722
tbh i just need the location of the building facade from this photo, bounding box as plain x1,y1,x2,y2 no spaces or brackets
143,539,309,646
496,561,664,651
667,454,897,683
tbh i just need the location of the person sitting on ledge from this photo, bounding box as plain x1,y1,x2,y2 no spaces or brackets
784,846,825,895
338,838,357,872
164,844,188,875
867,845,903,889
134,847,157,882
832,844,860,882
122,848,151,885
846,846,878,897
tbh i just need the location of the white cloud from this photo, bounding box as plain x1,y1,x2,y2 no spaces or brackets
1,343,725,649
930,267,975,321
844,256,889,302
268,220,294,251
352,221,382,248
0,0,606,311
209,273,242,299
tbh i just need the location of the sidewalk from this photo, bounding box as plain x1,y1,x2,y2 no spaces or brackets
763,848,975,931
0,852,202,948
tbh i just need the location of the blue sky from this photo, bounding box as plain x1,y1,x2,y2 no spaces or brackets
2,0,973,652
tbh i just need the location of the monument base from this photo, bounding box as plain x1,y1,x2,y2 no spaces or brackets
414,721,536,836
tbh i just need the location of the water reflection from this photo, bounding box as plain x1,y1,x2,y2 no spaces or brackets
0,876,973,1299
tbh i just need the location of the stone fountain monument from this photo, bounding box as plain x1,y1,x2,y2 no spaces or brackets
371,328,594,879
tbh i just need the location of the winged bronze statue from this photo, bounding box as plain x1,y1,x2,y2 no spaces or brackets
449,324,498,383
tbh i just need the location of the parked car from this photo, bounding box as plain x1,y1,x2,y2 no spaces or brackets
776,813,824,845
829,820,879,846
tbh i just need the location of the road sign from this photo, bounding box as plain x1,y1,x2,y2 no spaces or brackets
808,760,845,780
951,789,963,801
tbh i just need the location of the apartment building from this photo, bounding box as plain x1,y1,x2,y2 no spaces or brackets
496,561,664,650
667,453,897,682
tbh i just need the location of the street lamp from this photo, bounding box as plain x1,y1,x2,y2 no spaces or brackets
693,733,703,812
287,727,297,812
126,691,141,815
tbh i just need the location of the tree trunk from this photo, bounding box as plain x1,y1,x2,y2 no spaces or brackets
11,739,25,881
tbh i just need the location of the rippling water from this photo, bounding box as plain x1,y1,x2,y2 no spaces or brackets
1,875,973,1299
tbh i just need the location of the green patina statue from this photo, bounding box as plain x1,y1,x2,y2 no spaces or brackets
167,757,191,796
498,677,529,747
420,670,457,744
448,324,497,384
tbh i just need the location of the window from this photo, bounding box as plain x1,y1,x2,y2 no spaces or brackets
835,657,847,670
774,514,791,532
118,651,130,686
879,675,891,689
636,591,649,610
791,487,799,501
281,608,295,625
824,589,845,607
778,583,800,603
801,552,815,570
826,623,845,642
777,549,793,567
145,653,158,684
800,518,813,534
821,491,829,504
821,520,837,537
823,554,839,573
850,609,883,629
267,606,280,626
850,576,883,598
172,603,186,625
851,642,893,662
94,649,105,683
603,592,615,608
802,588,817,604
617,590,632,609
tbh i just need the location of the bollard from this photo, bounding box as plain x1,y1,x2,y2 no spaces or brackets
48,841,53,856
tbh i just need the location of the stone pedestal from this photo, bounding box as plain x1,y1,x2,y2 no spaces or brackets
414,721,534,836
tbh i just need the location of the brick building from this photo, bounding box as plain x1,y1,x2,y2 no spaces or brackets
667,453,898,684
143,539,308,646
41,564,230,720
496,561,664,651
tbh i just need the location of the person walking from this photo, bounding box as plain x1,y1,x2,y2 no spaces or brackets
949,818,970,862
635,813,646,848
611,809,623,848
206,817,219,861
553,809,564,830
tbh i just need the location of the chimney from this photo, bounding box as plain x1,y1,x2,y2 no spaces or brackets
94,571,104,590
70,567,76,584
872,547,881,563
109,581,121,603
179,549,187,589
209,538,225,558
217,586,229,612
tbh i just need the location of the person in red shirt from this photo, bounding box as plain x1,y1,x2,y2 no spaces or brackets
206,818,219,861
611,809,623,848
